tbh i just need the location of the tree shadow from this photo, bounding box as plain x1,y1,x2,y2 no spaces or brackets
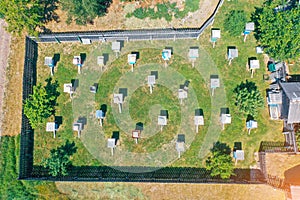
41,0,60,24
211,141,231,155
56,140,77,156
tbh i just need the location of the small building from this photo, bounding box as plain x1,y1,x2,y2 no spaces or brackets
227,48,238,64
244,22,255,34
46,122,58,138
112,41,121,52
162,49,172,61
128,54,137,65
188,48,199,60
44,57,54,67
73,56,81,66
210,75,220,96
220,108,231,130
280,82,300,124
73,122,83,138
97,56,105,69
267,88,282,120
178,89,188,104
268,61,287,82
211,29,221,47
176,134,185,158
107,138,116,156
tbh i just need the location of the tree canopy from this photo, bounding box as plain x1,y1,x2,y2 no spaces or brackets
253,0,300,60
43,140,77,176
206,142,234,179
61,0,112,25
234,80,264,118
24,78,59,129
0,0,59,35
224,10,247,36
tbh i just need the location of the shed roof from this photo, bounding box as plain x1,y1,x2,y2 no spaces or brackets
245,22,255,31
107,138,116,148
211,29,221,39
249,60,260,69
46,122,56,132
228,48,238,59
44,57,54,66
280,82,300,123
210,75,220,88
148,75,156,85
97,56,104,65
112,41,121,51
189,48,199,58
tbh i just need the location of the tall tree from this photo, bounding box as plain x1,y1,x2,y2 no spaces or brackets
224,10,247,36
253,0,300,60
43,140,77,176
24,79,59,129
61,0,112,25
234,80,264,118
0,0,44,35
206,142,234,179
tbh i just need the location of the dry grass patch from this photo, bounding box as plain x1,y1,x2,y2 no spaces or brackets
266,153,300,179
56,182,285,200
2,36,25,136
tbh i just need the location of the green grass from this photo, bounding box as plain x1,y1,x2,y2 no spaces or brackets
0,136,68,199
126,0,200,21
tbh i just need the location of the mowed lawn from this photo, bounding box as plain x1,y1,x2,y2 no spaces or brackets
33,0,286,170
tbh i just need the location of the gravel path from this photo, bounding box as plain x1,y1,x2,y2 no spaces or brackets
0,19,11,138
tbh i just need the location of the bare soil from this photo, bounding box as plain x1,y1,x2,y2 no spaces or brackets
45,0,220,32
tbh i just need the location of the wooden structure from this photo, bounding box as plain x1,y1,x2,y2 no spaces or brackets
73,122,83,138
249,59,260,78
188,47,199,67
210,75,220,96
44,57,54,76
97,56,105,71
175,134,185,158
63,83,74,99
148,75,156,94
244,22,255,42
233,150,244,165
194,115,204,133
178,89,188,104
220,109,231,130
46,122,57,138
246,120,258,135
73,56,82,74
132,130,140,144
113,93,123,113
227,48,238,65
158,115,167,132
128,54,137,72
162,49,172,67
96,110,105,126
211,29,221,48
107,138,116,156
112,41,121,57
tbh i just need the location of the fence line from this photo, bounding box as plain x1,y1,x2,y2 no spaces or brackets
30,0,224,43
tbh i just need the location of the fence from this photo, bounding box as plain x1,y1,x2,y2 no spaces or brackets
30,0,224,43
19,37,38,179
18,0,269,183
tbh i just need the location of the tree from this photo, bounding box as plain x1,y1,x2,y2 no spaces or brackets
253,0,300,61
43,140,77,176
224,10,247,36
206,142,234,179
24,79,59,129
234,80,264,118
0,0,59,35
61,0,112,25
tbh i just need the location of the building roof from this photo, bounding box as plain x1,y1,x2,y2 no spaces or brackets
113,93,123,104
178,89,188,99
245,22,255,31
107,138,116,148
97,56,104,65
148,75,156,85
280,82,300,124
194,115,204,125
249,60,260,69
210,75,220,88
228,48,238,59
44,57,54,67
189,48,199,58
128,54,137,64
158,116,167,125
211,29,221,39
112,41,121,51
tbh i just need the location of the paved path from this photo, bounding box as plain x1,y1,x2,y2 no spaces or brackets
0,19,11,138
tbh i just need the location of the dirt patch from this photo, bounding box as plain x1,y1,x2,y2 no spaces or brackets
265,153,300,179
44,0,220,32
56,182,284,200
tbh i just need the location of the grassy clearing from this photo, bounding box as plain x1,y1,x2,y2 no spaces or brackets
0,136,68,199
126,0,200,21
